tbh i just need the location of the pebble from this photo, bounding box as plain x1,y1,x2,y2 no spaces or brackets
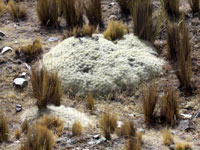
16,104,22,112
181,113,192,119
13,78,28,88
19,72,27,78
1,47,13,54
48,37,58,42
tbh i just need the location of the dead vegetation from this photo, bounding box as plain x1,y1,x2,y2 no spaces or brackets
7,0,27,20
31,67,62,109
21,120,29,134
163,0,180,19
162,128,174,146
61,0,83,27
142,83,158,125
0,113,9,142
189,0,200,14
14,128,21,139
72,121,83,136
116,0,133,15
117,120,136,137
132,0,161,43
161,87,179,125
0,0,5,16
86,92,95,111
85,0,103,26
103,20,128,41
20,125,55,150
72,24,95,37
175,142,192,150
36,0,59,27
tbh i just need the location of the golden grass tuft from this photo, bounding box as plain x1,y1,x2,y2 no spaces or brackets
132,0,161,43
20,125,55,150
85,0,103,26
21,120,29,134
36,0,59,27
142,83,158,125
116,0,133,15
175,142,192,150
86,92,95,110
161,87,179,125
103,20,128,41
72,121,82,136
37,115,64,136
189,0,199,14
163,0,180,19
7,0,27,20
14,128,21,139
0,0,5,16
19,38,42,62
99,112,117,140
0,113,9,142
118,120,136,137
125,132,143,150
61,0,83,27
72,24,95,37
162,128,174,146
31,67,62,110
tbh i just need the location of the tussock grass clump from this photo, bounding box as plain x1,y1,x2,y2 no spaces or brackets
85,0,103,26
0,113,9,142
163,0,180,19
176,20,192,92
37,115,64,136
99,112,117,140
162,128,174,146
175,142,192,150
132,0,161,43
0,0,5,16
86,92,95,110
7,0,27,20
125,131,143,150
37,0,59,27
118,120,136,137
72,24,95,37
14,128,21,139
142,83,158,125
72,121,82,136
18,38,42,62
161,87,179,125
20,125,55,150
116,0,133,15
103,20,129,41
31,67,62,109
21,120,29,134
61,0,83,27
189,0,200,13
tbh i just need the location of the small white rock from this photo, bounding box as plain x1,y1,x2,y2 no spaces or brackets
181,114,192,119
1,47,13,54
13,78,28,88
117,121,123,128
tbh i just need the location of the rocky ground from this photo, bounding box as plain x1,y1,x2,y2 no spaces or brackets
0,0,200,150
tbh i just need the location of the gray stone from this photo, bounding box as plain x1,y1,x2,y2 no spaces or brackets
1,47,13,54
178,120,190,130
16,104,22,112
13,78,28,88
48,37,58,42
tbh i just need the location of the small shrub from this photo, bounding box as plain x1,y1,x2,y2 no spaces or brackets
21,120,29,134
142,83,158,125
7,0,27,20
18,38,42,62
20,125,55,150
116,0,133,15
118,120,136,137
189,0,199,14
86,92,95,110
103,20,128,41
72,121,82,136
0,0,5,16
0,113,9,142
99,112,117,140
132,0,161,43
61,0,83,27
162,0,180,19
162,128,174,146
72,24,95,37
85,0,103,26
175,142,192,150
14,128,21,139
36,0,59,27
37,115,64,136
31,67,62,109
161,87,179,125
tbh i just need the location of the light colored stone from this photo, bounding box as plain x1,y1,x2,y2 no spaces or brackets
21,105,92,128
1,46,13,54
13,78,28,88
42,34,164,98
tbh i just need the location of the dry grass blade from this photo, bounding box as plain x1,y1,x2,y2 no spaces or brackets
0,113,9,142
31,67,62,109
125,131,142,150
0,0,5,16
116,0,133,15
175,142,192,150
21,120,29,134
132,0,161,43
142,83,158,125
36,0,59,27
86,92,95,110
162,0,180,19
7,0,27,20
85,0,103,26
103,19,128,41
162,128,174,146
72,121,82,136
189,0,199,13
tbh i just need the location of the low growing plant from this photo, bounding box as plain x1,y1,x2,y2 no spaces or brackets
0,113,9,142
72,24,95,37
72,121,82,136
